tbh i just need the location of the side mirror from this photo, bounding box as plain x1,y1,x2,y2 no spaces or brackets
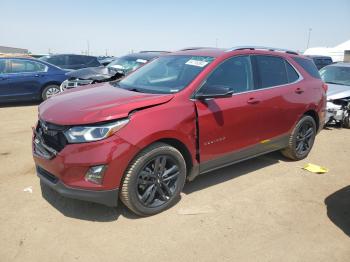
195,84,234,100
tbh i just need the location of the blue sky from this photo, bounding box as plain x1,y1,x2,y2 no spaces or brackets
1,0,349,56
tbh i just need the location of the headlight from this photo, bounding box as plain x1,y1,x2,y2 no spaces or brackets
64,119,129,143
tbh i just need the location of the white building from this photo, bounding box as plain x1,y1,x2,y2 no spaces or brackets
304,40,350,62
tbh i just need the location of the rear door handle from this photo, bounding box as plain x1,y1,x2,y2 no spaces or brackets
295,88,304,94
247,97,260,104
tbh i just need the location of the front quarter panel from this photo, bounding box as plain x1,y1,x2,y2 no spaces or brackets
116,98,198,165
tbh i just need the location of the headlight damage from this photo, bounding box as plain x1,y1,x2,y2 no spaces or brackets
64,119,129,143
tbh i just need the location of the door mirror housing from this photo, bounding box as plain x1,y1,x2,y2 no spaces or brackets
195,84,234,100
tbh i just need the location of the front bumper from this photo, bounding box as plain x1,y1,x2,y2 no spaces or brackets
37,166,119,206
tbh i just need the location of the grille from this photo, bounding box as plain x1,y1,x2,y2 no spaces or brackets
36,166,58,184
37,120,68,152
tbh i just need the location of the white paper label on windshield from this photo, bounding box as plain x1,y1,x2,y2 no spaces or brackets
136,59,148,63
185,59,209,67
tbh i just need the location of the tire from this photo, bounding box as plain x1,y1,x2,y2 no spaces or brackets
343,115,350,129
281,115,317,161
42,85,60,100
120,142,187,216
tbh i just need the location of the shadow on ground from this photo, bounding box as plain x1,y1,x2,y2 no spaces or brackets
325,185,350,237
41,151,283,221
0,101,40,108
184,151,282,194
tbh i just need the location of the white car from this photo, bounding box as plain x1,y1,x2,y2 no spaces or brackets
320,63,350,128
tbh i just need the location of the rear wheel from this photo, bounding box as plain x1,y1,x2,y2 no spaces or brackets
281,115,316,160
42,85,60,100
120,143,186,216
343,115,350,129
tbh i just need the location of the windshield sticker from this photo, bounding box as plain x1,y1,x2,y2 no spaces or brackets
136,59,148,63
185,59,209,67
185,56,214,67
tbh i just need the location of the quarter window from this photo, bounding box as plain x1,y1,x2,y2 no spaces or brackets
201,56,253,94
293,57,321,79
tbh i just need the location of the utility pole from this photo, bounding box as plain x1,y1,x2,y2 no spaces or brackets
87,40,90,55
306,28,312,50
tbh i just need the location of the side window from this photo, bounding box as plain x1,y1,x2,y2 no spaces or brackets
69,55,90,65
0,59,6,74
9,60,47,73
202,56,253,94
285,61,299,83
48,56,66,66
255,55,288,89
293,57,321,79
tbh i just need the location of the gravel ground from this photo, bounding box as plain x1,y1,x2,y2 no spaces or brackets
0,104,349,262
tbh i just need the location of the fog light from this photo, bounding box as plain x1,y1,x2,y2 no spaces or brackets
85,165,107,185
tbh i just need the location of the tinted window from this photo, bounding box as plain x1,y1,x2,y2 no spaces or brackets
293,57,321,79
69,55,89,65
285,62,299,83
255,56,288,88
44,56,66,66
9,60,47,73
0,59,6,74
202,56,253,94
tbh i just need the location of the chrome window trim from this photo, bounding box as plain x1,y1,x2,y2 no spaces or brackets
191,54,304,100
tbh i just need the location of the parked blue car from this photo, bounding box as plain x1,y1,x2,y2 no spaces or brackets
0,57,68,102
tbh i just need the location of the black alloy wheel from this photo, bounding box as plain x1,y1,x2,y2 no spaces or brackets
120,143,186,216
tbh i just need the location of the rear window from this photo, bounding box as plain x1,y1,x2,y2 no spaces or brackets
285,62,299,83
293,57,321,79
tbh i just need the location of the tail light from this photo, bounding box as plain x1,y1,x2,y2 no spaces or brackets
322,83,328,92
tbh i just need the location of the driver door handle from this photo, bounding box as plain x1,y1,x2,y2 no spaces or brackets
247,97,260,104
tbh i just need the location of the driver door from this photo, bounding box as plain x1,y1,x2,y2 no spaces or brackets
194,55,263,173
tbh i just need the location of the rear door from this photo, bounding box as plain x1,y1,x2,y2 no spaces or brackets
249,55,303,150
195,55,264,172
6,59,48,101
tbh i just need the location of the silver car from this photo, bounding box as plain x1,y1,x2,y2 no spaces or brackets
320,63,350,128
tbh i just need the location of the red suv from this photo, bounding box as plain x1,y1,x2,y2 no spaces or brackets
33,47,326,216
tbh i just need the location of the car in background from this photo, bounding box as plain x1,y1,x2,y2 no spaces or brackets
307,55,333,70
39,54,101,70
60,51,168,92
33,46,326,216
320,63,350,128
0,57,68,102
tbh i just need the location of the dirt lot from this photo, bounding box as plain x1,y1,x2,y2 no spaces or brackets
0,104,349,262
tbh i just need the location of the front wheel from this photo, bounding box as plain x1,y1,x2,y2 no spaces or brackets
281,115,317,160
120,143,186,216
42,85,60,100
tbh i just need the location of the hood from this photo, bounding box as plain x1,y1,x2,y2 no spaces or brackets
39,83,174,125
66,66,112,81
327,83,350,100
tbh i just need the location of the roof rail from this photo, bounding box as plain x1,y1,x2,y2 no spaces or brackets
226,46,299,55
178,47,216,51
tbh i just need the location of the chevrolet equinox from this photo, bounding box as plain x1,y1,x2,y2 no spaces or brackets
33,47,326,216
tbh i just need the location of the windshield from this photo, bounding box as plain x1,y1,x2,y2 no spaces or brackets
117,55,215,94
320,66,350,86
107,56,149,73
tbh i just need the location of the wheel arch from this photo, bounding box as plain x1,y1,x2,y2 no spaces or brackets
303,110,320,131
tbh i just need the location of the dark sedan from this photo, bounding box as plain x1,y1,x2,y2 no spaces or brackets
0,57,68,102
